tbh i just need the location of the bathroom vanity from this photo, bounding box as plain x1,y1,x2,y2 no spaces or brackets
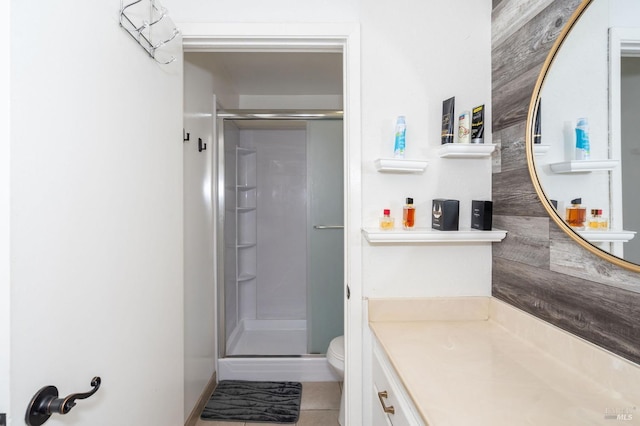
368,297,640,425
371,340,424,425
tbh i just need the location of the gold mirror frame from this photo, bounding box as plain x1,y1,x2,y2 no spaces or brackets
525,0,640,273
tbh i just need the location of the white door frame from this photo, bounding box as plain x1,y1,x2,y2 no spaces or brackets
0,0,10,412
609,27,640,256
180,22,363,424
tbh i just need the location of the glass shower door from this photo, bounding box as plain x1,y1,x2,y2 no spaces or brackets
307,120,344,354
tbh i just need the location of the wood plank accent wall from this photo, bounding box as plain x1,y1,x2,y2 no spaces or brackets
491,0,640,364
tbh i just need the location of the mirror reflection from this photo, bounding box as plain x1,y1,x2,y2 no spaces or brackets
533,0,640,265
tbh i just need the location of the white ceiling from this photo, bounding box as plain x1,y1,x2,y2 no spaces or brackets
187,52,343,96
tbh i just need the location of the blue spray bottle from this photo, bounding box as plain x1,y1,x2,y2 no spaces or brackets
575,118,590,160
394,116,407,159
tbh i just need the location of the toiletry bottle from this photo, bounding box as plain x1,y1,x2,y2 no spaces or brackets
471,105,485,144
403,198,415,229
575,118,590,160
598,209,609,230
458,110,471,144
533,100,542,144
394,116,407,158
379,209,394,230
441,97,455,144
588,209,600,230
565,198,586,229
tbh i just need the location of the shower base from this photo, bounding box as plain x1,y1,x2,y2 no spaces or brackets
227,319,307,356
218,356,339,382
221,319,339,382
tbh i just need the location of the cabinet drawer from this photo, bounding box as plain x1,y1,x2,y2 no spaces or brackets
372,344,425,426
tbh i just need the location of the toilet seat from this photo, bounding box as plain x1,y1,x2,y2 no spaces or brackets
327,335,345,372
327,335,345,426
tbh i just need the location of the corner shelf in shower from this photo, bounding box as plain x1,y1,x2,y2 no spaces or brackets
236,185,257,191
237,273,257,282
237,147,257,155
361,227,507,244
232,144,258,303
237,243,257,249
437,143,496,158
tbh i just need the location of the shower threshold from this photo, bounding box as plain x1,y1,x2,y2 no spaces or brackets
221,319,340,381
218,356,340,382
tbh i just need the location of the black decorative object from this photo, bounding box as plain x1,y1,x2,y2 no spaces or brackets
432,199,459,231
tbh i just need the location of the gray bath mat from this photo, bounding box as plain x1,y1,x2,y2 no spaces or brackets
200,380,302,423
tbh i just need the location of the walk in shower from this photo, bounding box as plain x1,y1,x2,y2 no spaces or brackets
216,111,344,381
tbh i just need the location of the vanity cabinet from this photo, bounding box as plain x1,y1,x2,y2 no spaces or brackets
372,339,426,426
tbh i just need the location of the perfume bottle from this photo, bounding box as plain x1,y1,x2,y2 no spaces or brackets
379,209,394,230
565,198,586,229
588,209,600,230
598,210,609,230
403,198,415,229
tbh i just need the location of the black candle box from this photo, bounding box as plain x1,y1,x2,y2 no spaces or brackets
471,200,493,230
432,199,459,231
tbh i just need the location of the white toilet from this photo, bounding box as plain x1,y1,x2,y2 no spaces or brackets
327,335,345,426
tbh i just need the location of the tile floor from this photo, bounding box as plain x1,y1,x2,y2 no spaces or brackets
195,381,341,426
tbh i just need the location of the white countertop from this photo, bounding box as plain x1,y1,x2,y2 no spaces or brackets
369,297,640,426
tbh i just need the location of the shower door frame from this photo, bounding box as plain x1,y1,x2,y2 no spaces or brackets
217,112,344,358
181,23,363,425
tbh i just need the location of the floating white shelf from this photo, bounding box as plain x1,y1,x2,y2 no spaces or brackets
549,160,619,174
237,243,257,249
576,230,636,243
533,144,551,156
362,227,507,244
237,147,257,155
438,143,496,158
236,185,257,191
374,158,429,173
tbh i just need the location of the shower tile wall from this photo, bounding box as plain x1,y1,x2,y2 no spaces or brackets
239,128,308,322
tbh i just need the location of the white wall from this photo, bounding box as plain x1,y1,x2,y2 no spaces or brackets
166,0,359,24
183,60,217,420
184,54,240,109
242,129,308,321
1,0,10,418
10,2,184,425
610,0,640,26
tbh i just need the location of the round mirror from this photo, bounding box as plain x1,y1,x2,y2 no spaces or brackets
526,0,640,272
